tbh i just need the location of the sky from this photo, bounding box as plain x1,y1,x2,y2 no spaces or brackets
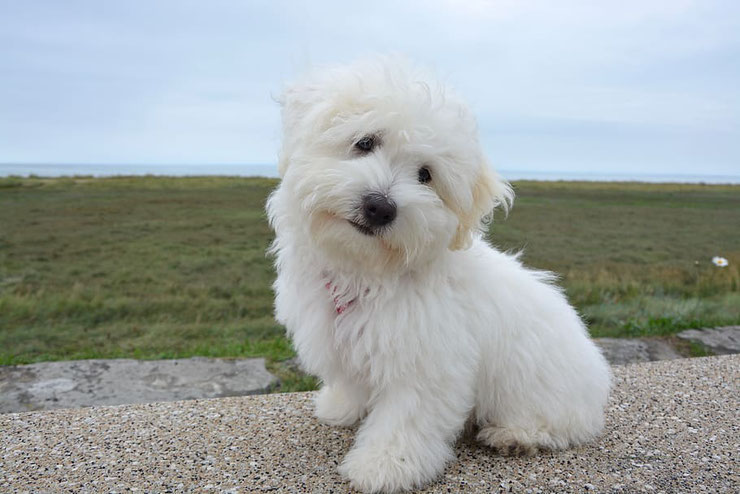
1,0,739,177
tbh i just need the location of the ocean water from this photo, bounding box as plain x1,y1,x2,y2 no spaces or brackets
2,163,739,184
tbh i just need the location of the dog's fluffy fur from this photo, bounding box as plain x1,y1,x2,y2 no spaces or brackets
267,57,611,493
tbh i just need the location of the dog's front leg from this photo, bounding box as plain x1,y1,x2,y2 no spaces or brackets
338,380,472,493
315,377,371,427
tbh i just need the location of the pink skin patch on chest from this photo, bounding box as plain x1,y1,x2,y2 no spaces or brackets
325,282,355,315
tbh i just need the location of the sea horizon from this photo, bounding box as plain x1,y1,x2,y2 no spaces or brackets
2,163,739,184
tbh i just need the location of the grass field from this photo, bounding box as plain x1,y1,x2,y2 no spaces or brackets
1,176,738,390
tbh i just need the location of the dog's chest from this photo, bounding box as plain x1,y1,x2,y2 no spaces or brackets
326,283,379,349
324,275,449,381
328,290,400,380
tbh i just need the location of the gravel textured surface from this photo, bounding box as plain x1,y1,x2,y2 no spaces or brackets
2,355,738,493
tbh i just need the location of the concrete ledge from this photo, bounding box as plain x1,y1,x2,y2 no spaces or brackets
0,357,278,413
2,355,737,493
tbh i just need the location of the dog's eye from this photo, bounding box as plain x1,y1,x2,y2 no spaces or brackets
355,136,375,153
418,166,432,184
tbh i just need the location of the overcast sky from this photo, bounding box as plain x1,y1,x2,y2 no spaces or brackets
1,0,739,176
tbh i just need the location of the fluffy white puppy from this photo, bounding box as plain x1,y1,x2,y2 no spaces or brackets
267,57,611,493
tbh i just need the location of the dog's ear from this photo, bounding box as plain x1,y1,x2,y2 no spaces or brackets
277,82,325,177
449,164,513,250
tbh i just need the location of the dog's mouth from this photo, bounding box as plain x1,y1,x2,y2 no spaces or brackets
348,220,376,236
345,217,399,253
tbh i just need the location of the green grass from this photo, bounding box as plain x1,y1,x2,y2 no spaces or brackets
1,176,738,391
490,181,740,337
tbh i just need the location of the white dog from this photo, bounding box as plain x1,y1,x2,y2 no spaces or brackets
267,57,611,493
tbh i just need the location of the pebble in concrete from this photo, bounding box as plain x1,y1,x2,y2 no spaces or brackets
595,337,682,365
677,325,740,355
0,357,277,413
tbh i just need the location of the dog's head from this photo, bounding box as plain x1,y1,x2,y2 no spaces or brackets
270,57,513,272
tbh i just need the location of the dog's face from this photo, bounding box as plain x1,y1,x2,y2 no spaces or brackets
272,58,512,273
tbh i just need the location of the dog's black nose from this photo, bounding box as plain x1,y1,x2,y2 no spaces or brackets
362,193,397,227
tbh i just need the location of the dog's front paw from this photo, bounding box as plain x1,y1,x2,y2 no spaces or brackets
338,447,418,493
314,384,366,427
338,442,449,493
